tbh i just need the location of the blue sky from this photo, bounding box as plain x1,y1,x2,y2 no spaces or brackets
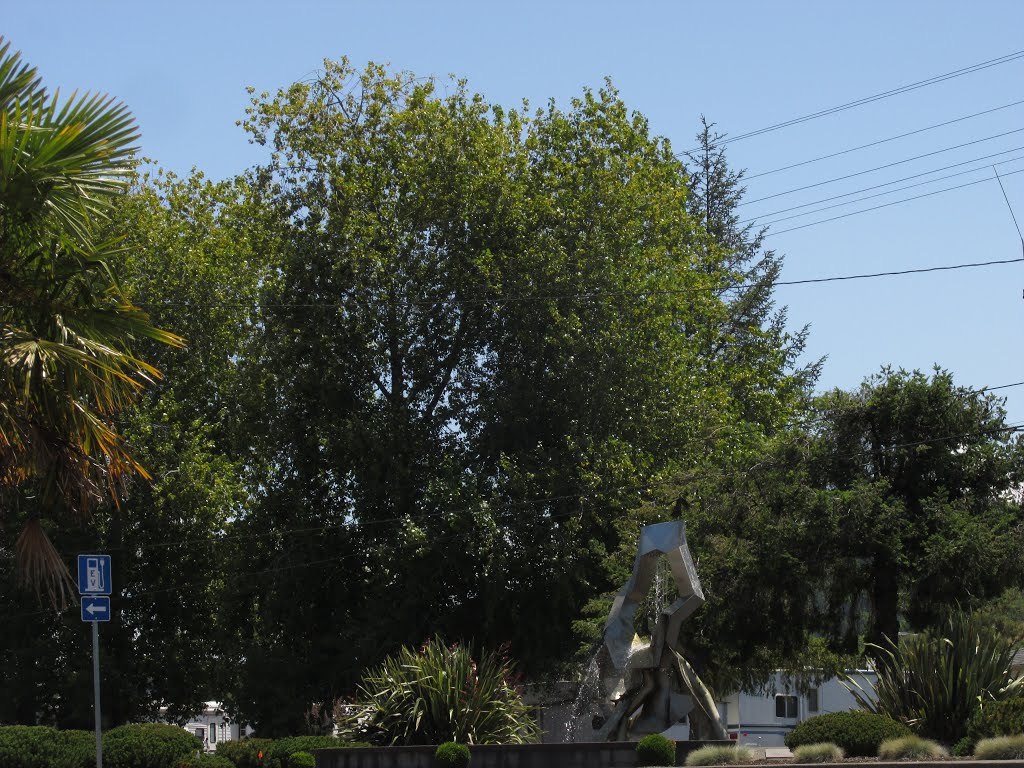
6,1,1024,422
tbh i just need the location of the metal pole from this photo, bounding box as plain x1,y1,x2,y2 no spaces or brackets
92,620,103,768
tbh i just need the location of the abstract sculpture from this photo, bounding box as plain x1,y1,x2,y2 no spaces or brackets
595,520,727,742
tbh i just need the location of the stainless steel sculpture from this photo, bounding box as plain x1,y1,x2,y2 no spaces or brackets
595,520,727,742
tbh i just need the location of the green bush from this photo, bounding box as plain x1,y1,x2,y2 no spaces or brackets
845,608,1024,744
336,636,539,745
0,726,95,768
975,735,1024,760
266,735,352,766
791,743,844,763
434,741,471,768
685,745,752,766
877,735,947,760
636,733,675,766
952,737,974,757
966,698,1024,749
103,723,202,768
784,712,912,757
287,752,316,768
216,738,275,768
177,755,236,768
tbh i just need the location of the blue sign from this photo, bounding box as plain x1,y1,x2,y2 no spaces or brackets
81,596,111,622
77,554,112,596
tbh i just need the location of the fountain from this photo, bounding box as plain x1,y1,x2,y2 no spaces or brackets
570,520,728,743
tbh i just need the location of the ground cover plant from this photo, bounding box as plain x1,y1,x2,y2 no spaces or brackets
785,712,912,757
337,637,539,745
877,735,946,760
636,733,675,766
974,735,1024,760
791,742,844,763
685,745,753,766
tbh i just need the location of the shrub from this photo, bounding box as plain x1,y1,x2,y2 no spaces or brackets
216,738,275,768
103,723,202,768
791,743,844,763
966,698,1024,748
845,607,1024,744
177,756,236,768
287,753,315,768
975,735,1024,760
877,735,947,760
636,733,675,766
336,636,540,745
435,741,471,768
952,737,974,757
0,726,94,768
785,712,911,757
685,745,752,766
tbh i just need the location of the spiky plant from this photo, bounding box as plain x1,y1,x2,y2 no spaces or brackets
844,607,1024,744
337,637,539,745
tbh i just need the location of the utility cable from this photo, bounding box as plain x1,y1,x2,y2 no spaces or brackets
993,165,1024,257
744,98,1024,179
739,146,1024,224
738,126,1024,207
765,166,1024,237
702,49,1024,148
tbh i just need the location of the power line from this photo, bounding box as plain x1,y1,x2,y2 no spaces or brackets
702,49,1024,148
754,156,1024,227
739,126,1024,207
764,166,1024,236
744,98,1024,180
740,146,1024,224
993,165,1024,256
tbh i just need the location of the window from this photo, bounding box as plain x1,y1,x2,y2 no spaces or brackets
194,727,205,742
209,723,216,743
775,694,798,718
807,688,819,713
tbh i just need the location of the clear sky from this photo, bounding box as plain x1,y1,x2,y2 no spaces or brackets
6,1,1023,422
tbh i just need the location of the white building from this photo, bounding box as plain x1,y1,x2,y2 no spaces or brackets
162,702,252,751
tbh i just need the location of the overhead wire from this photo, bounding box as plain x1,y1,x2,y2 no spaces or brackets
689,49,1024,149
743,98,1024,179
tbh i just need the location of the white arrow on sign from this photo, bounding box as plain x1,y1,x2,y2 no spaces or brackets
86,603,106,615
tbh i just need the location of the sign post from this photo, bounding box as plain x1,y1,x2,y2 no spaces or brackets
79,554,112,768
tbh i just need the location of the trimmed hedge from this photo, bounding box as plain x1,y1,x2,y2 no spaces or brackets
177,756,236,768
434,741,471,768
784,712,912,757
636,733,675,766
287,753,315,768
0,726,94,768
103,723,202,768
215,738,275,768
267,736,352,766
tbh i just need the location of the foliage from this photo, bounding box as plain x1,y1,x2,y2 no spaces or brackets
846,607,1024,743
102,724,201,768
0,37,180,601
265,736,351,765
177,756,235,768
877,736,946,760
434,741,471,768
791,743,844,763
0,726,94,768
684,745,752,766
215,738,275,768
784,712,912,757
636,733,676,766
285,753,315,768
974,587,1024,646
337,637,538,745
965,699,1024,752
974,735,1024,760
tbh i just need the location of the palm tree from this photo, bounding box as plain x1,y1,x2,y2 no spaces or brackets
0,38,181,603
